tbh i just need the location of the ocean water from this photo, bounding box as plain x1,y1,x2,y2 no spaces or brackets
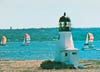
0,41,100,60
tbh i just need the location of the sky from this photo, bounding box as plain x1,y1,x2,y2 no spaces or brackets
0,0,100,29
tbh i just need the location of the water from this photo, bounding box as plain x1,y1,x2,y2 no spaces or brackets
0,41,100,60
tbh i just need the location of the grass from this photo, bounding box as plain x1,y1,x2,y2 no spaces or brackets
0,60,100,72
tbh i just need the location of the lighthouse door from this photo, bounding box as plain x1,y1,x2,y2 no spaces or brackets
61,51,71,64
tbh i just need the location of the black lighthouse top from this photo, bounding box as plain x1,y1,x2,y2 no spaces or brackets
59,12,71,31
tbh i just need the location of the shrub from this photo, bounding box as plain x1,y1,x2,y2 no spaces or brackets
40,60,75,69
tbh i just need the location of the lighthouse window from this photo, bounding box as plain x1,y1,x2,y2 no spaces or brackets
65,53,68,56
72,52,77,55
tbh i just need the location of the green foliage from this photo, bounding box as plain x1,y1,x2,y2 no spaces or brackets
0,28,100,42
40,60,75,69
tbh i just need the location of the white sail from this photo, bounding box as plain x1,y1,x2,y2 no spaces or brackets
85,32,94,43
85,34,89,44
23,33,31,45
88,33,94,42
1,36,7,45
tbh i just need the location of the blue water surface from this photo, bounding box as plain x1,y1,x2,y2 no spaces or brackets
0,41,100,60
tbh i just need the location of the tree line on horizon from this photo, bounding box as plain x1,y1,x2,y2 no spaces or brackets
0,28,99,41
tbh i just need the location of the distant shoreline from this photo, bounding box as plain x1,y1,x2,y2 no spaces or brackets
0,28,100,41
0,27,100,30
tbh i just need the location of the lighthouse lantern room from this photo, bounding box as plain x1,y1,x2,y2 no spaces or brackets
55,12,79,68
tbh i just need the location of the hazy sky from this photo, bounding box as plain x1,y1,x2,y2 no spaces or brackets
0,0,100,29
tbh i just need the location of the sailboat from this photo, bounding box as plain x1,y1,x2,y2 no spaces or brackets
0,36,7,46
82,32,95,50
22,33,31,46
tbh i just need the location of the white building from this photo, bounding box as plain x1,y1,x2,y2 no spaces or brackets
55,12,79,68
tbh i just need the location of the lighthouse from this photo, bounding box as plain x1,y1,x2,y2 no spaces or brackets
55,12,79,68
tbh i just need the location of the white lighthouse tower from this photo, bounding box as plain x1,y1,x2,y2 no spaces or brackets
55,12,79,68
